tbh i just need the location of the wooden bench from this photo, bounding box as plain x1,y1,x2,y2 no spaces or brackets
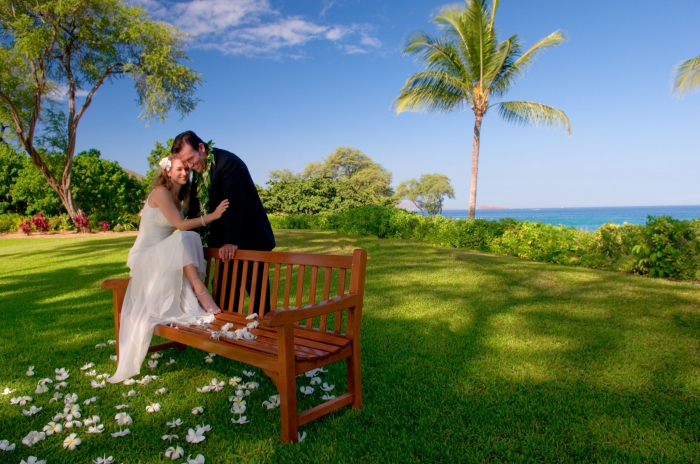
102,247,367,443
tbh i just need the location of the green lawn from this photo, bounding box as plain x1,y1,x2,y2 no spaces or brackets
1,230,699,463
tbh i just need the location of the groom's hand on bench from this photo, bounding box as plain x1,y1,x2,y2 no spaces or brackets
219,244,238,262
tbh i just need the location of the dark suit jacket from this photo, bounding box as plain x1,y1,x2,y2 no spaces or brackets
189,148,275,251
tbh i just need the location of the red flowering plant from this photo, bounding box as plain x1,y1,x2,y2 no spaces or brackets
31,213,49,232
72,211,89,230
99,221,110,232
19,219,33,235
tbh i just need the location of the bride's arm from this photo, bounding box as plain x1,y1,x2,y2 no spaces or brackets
150,187,228,231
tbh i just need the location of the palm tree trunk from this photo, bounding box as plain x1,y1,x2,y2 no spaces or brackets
468,112,483,220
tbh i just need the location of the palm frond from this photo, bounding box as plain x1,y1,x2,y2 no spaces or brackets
404,30,470,82
489,0,500,31
672,55,700,97
394,71,468,114
493,29,567,93
496,101,571,135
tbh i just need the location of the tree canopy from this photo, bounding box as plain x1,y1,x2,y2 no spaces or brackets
0,0,201,227
397,173,455,216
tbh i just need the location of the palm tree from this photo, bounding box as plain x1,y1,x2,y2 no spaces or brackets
394,0,571,219
673,54,700,96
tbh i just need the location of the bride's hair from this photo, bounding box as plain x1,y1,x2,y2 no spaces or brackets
152,154,191,213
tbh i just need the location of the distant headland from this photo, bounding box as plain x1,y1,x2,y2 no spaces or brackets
477,205,509,210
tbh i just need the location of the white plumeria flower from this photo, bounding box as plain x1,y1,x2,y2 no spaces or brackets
10,396,33,405
159,157,172,171
245,313,258,320
209,331,221,341
1,387,16,396
166,418,182,428
111,428,130,437
321,394,336,400
26,366,35,377
155,387,168,395
93,455,114,464
54,381,68,390
96,373,110,380
21,431,45,447
22,405,42,416
305,369,321,378
64,403,81,417
196,386,212,393
43,422,63,435
49,392,63,403
262,394,281,409
229,376,242,387
161,434,179,441
191,406,204,415
107,339,116,345
83,396,98,405
221,322,233,331
242,331,256,340
63,433,81,450
165,445,184,460
150,352,163,359
83,415,101,426
309,377,321,386
211,378,225,391
91,380,106,389
123,378,135,386
52,412,65,421
195,424,211,433
246,320,259,329
114,404,131,410
64,419,82,429
231,404,246,415
203,356,214,364
34,384,48,394
114,412,133,425
166,358,176,365
187,454,206,464
298,431,307,442
148,360,158,370
80,363,95,371
86,424,104,434
20,457,45,464
55,368,70,381
85,370,97,377
300,386,314,395
235,388,251,397
110,355,118,362
320,383,335,392
185,428,206,444
0,439,16,451
64,393,78,404
122,390,138,398
231,415,249,425
245,381,259,390
95,343,107,348
37,377,52,385
146,402,161,413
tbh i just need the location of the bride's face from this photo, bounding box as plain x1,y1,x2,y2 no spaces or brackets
168,158,190,186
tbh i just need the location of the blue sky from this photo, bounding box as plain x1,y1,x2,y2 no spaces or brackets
73,0,700,209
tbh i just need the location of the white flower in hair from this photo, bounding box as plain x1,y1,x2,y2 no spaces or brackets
159,157,172,171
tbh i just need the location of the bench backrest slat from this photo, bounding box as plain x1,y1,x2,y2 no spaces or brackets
203,248,359,335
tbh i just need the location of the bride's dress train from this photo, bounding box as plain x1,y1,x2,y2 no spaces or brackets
109,198,214,384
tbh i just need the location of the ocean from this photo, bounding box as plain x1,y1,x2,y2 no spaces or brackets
438,205,700,231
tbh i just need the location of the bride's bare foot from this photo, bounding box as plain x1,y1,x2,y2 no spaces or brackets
195,289,221,314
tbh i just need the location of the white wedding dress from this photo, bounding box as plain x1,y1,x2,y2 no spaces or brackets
108,196,215,384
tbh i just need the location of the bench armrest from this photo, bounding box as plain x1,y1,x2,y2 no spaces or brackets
262,294,358,327
102,278,130,290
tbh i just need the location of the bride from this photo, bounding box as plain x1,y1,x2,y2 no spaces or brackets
109,155,229,384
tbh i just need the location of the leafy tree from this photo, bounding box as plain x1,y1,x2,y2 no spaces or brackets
10,150,64,215
0,0,201,229
397,173,455,216
0,142,24,213
673,54,700,96
144,138,173,189
394,0,571,219
269,168,299,183
71,149,145,222
261,178,394,215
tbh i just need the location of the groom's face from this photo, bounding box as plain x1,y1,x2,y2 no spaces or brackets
179,143,206,173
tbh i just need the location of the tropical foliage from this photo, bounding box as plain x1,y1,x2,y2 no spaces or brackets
673,54,700,96
0,0,201,228
396,173,455,216
394,0,571,219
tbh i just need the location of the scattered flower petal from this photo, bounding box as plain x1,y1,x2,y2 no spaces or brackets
321,394,336,400
146,402,161,413
121,390,138,398
187,454,206,464
300,386,314,395
165,445,184,460
155,387,168,395
185,428,206,444
231,415,249,425
309,377,321,386
22,405,42,416
62,433,81,450
123,379,135,386
19,457,45,464
26,366,35,377
42,422,62,435
64,393,78,404
245,313,258,320
95,343,106,349
191,406,204,415
1,387,16,396
148,360,158,370
150,352,163,359
110,355,118,362
80,363,95,371
298,431,307,442
83,415,101,426
166,418,182,428
166,358,176,365
262,395,281,409
111,428,130,437
107,339,116,345
86,424,104,434
114,404,131,410
21,431,45,447
320,383,335,392
114,412,133,426
161,434,179,441
91,380,106,389
229,377,242,387
93,455,114,464
83,396,98,405
0,439,16,451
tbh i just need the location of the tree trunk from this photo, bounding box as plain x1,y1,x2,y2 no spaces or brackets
468,113,483,220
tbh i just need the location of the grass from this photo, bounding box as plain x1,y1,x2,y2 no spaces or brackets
1,230,700,463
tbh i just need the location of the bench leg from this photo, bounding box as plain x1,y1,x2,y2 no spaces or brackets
346,348,363,409
277,324,299,443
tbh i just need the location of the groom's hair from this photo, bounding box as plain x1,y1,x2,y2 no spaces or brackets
171,130,207,154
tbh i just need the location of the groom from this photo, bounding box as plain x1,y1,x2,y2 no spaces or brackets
172,130,275,310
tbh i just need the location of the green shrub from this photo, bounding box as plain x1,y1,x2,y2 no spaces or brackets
48,214,75,231
0,213,24,233
490,221,591,265
631,216,700,279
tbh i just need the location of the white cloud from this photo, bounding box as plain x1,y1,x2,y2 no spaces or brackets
47,84,90,101
130,0,381,56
